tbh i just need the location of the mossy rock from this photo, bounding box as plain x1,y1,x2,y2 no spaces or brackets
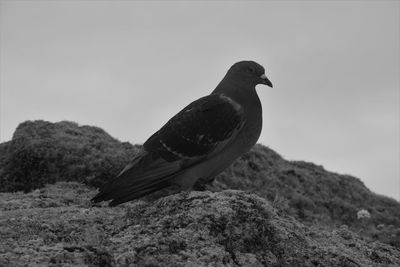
0,120,140,192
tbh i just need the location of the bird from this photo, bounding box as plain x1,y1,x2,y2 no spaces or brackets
92,60,273,206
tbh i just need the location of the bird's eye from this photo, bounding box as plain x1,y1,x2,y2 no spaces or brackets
248,67,255,73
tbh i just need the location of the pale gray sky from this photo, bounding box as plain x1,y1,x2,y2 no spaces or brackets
0,1,399,200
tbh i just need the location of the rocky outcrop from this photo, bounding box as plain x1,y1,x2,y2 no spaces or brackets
0,120,399,253
0,120,140,193
1,182,399,266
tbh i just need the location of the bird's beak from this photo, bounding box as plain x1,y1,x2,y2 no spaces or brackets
260,74,273,88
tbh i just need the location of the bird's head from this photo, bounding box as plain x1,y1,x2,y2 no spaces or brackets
226,61,273,88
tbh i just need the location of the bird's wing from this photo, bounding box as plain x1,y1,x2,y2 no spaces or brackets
92,94,245,206
144,93,245,161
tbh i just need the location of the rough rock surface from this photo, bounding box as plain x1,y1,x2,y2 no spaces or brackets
0,120,399,264
210,145,400,248
1,182,399,267
0,120,140,192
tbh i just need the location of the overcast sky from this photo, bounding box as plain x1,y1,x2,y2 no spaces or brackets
0,1,399,200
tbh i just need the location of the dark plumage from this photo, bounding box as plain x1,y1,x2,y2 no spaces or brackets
92,61,273,206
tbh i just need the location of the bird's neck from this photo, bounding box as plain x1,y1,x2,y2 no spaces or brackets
212,77,263,151
212,78,260,107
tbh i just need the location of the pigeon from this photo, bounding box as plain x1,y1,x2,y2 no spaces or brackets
92,60,273,206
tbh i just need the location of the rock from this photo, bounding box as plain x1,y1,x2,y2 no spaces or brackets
0,120,140,192
209,145,400,249
1,183,399,266
0,120,399,250
357,209,371,220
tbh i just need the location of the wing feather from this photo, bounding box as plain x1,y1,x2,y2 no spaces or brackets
92,151,182,204
144,94,245,161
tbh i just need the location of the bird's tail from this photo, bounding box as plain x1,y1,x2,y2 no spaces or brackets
91,151,182,206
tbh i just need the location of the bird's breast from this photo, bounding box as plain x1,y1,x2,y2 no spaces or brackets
236,92,263,152
172,89,263,187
